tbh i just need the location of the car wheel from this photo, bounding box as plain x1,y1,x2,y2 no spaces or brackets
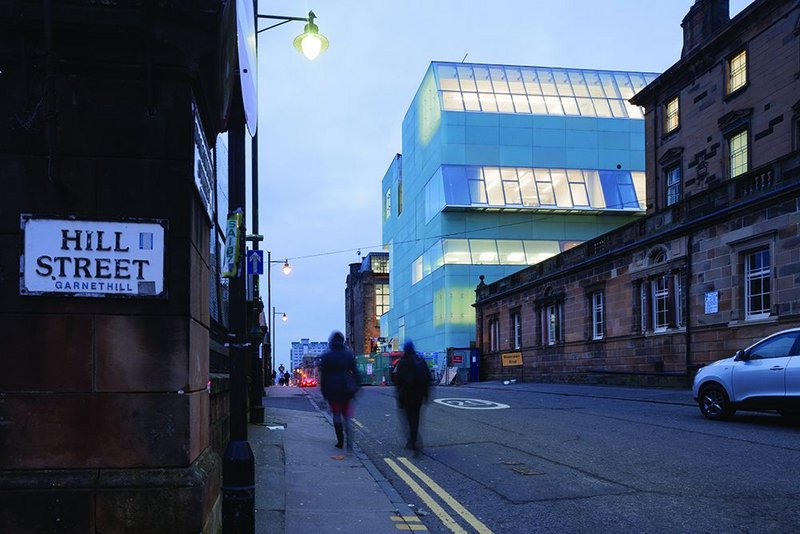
699,384,735,420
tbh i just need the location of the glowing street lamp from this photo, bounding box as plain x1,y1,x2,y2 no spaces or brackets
258,10,329,61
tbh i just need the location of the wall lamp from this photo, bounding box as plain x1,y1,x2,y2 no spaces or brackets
257,10,329,60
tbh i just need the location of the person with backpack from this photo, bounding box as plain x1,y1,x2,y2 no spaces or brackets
393,340,430,455
319,331,360,458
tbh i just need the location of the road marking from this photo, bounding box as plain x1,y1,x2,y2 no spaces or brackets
391,515,428,531
385,458,467,534
433,398,510,410
353,418,365,429
397,457,494,534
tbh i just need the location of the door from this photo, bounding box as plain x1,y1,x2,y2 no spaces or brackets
731,331,799,403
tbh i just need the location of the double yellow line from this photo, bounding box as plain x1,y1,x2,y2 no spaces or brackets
384,456,494,534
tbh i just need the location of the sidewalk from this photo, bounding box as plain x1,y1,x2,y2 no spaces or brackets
251,385,413,534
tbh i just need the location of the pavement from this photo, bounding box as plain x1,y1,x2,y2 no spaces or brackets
251,381,696,533
251,384,417,534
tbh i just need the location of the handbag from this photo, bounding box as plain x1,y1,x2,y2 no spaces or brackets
344,370,360,398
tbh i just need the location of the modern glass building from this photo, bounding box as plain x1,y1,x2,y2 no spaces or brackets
381,62,658,356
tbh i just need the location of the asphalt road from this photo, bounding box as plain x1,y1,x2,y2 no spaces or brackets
340,382,800,534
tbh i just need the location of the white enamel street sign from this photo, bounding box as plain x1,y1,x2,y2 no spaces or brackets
21,216,167,298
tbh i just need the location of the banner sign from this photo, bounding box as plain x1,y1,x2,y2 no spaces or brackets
222,210,242,278
20,215,167,298
501,352,523,367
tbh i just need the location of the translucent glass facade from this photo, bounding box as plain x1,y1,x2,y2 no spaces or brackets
381,61,655,357
436,63,656,119
428,165,644,219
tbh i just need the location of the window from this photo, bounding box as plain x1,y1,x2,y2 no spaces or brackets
411,256,423,284
540,303,563,346
375,284,389,320
749,332,800,360
546,304,561,345
371,255,389,274
729,130,748,178
637,250,685,333
744,247,770,320
398,316,405,347
727,49,747,95
652,276,670,331
397,177,404,215
666,166,681,206
512,311,522,349
664,96,679,133
592,291,604,340
384,189,392,220
489,317,500,351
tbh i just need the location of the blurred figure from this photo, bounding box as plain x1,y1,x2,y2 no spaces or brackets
319,331,360,458
393,341,430,455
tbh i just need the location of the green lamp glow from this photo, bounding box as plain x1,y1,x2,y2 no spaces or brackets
293,11,329,60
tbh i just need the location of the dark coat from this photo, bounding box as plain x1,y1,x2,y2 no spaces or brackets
393,351,430,407
319,342,359,403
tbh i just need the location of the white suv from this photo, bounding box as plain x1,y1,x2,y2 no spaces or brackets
692,328,800,420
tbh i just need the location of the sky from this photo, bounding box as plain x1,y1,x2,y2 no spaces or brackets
252,0,752,367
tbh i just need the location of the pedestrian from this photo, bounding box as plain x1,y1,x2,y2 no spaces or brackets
319,331,360,458
271,370,277,386
392,340,430,455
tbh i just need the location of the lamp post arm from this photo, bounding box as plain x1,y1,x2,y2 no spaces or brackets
256,13,309,34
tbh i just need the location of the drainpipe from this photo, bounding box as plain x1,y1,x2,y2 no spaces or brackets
685,233,693,382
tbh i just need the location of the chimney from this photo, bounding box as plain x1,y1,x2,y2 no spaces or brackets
681,0,730,58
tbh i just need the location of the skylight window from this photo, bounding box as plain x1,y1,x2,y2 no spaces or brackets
435,62,657,118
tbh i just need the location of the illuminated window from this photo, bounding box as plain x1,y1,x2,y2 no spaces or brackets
729,130,748,178
434,63,656,118
727,50,747,94
371,255,389,274
375,284,390,319
666,166,681,206
664,97,679,133
745,248,770,320
592,291,604,340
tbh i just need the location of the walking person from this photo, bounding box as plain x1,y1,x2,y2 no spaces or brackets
393,341,430,456
319,331,360,459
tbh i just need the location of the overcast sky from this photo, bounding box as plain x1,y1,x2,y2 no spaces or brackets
252,0,752,367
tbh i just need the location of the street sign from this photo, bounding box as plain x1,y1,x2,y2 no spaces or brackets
502,352,523,367
20,215,167,298
246,249,264,275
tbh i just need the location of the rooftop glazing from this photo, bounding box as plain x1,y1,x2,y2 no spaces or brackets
434,62,658,118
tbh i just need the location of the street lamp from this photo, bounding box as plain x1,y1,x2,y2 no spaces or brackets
266,252,291,378
272,307,288,384
257,11,329,61
223,4,327,533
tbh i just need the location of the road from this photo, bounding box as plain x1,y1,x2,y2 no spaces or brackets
338,382,800,534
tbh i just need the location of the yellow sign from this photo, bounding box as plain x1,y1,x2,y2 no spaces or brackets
222,211,242,278
502,352,523,367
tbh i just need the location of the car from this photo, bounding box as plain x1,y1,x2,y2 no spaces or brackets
692,328,800,420
300,377,318,388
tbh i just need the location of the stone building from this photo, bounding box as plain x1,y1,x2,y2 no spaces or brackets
0,2,240,531
474,0,800,385
345,252,390,355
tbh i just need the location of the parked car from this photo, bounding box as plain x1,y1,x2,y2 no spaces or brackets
692,328,800,420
